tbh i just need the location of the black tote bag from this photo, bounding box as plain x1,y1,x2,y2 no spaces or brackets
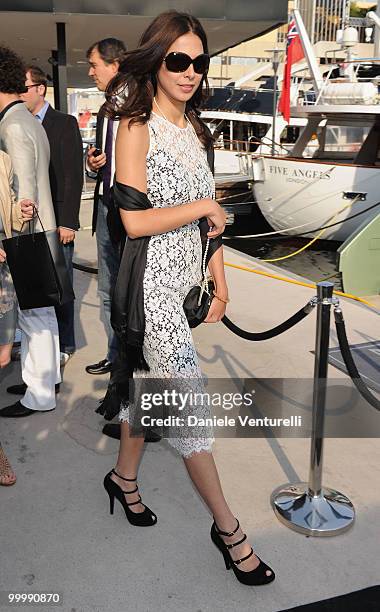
2,213,75,310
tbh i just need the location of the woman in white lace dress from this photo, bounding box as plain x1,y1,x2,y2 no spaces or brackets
103,11,275,586
116,105,217,457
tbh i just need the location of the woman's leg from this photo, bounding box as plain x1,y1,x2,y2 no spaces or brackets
110,422,146,513
184,451,272,575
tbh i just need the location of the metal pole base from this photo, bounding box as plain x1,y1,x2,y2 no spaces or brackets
271,483,355,537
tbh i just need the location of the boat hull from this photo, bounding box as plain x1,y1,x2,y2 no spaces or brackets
252,156,380,241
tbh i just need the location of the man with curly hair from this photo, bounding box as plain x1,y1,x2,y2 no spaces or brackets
0,45,61,418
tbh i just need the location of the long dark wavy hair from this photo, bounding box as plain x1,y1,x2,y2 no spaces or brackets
104,10,213,149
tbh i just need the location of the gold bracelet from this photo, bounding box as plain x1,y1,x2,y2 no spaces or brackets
213,293,229,304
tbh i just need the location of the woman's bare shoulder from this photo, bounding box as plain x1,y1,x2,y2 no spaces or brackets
117,117,149,152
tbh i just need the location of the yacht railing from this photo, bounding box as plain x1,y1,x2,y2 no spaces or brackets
292,58,380,108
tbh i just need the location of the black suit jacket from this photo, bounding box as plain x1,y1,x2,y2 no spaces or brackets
91,104,106,234
90,106,124,243
42,105,83,230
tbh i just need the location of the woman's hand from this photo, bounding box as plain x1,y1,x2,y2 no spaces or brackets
206,200,226,238
204,296,226,323
0,248,6,263
20,199,37,220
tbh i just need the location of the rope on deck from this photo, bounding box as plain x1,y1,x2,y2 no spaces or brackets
224,262,377,309
72,258,376,309
223,198,380,240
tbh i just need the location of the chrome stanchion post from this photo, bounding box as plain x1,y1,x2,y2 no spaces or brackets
309,281,332,497
271,282,355,536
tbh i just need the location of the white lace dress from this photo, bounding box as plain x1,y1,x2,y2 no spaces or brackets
119,112,215,457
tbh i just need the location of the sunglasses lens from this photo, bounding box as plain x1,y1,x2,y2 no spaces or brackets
164,53,210,74
165,53,190,72
193,54,210,74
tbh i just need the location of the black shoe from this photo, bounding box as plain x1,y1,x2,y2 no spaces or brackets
104,469,157,527
7,383,60,395
85,358,112,375
211,518,275,586
0,401,38,418
102,423,162,443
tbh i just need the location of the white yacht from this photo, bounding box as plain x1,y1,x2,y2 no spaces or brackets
251,7,380,241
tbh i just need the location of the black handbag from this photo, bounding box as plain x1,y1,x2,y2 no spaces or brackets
2,211,75,310
183,236,215,328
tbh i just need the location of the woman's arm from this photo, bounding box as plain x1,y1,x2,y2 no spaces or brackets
204,245,228,323
208,246,228,299
115,119,225,239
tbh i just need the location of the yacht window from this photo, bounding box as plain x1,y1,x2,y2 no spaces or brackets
312,122,371,160
324,124,370,153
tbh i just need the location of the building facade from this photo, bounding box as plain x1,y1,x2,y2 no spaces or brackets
208,0,378,87
298,0,346,43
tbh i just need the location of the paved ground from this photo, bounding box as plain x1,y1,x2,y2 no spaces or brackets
1,199,379,612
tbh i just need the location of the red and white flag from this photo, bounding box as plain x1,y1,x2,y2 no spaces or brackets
278,18,305,123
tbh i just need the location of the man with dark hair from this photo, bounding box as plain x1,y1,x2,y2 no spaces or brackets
0,46,60,418
85,37,126,376
20,65,83,365
86,39,160,444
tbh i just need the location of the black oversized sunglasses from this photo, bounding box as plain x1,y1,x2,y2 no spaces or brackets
163,52,210,74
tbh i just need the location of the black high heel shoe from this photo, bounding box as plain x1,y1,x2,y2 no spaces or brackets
211,518,275,586
104,469,157,527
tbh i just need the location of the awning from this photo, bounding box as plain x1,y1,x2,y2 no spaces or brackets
0,0,288,88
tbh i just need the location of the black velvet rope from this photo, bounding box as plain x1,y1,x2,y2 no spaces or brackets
221,302,315,341
334,309,380,412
